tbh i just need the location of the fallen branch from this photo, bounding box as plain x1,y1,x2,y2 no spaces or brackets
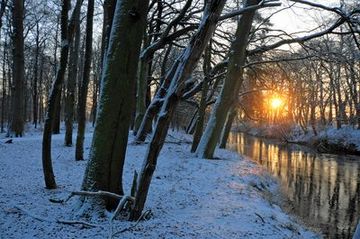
14,205,101,228
65,190,131,203
50,190,134,205
131,140,191,145
57,219,101,228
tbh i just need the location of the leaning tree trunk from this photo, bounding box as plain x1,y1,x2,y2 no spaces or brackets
191,43,211,152
42,0,70,189
75,0,94,161
130,0,226,220
134,60,179,142
10,0,25,137
219,107,236,149
196,0,260,159
79,0,150,211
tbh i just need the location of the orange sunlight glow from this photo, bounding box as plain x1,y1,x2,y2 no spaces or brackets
270,97,283,109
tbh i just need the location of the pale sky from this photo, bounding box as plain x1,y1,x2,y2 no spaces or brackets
264,0,344,35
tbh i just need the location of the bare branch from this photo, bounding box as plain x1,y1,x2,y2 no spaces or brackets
218,1,281,22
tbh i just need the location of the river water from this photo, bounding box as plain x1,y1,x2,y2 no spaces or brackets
228,132,360,239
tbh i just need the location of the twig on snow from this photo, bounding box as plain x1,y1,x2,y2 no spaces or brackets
14,205,102,228
254,212,265,223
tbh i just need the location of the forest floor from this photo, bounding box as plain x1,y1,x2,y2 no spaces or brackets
0,125,320,239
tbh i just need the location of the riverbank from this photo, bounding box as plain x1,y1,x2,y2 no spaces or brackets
237,124,360,155
0,127,319,238
228,131,360,238
291,126,360,155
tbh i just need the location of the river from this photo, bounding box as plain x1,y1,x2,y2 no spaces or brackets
228,132,360,239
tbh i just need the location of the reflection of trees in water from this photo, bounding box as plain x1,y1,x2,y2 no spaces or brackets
228,133,360,238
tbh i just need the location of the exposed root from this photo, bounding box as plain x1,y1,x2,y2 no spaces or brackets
110,210,152,238
47,190,152,237
108,195,134,239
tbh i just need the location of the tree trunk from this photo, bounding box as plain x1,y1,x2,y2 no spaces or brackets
52,97,61,134
191,43,211,152
64,2,81,146
1,36,7,133
100,0,116,70
219,107,236,149
79,0,149,211
52,17,61,135
42,0,70,189
130,0,226,220
75,0,94,161
10,0,25,137
134,33,151,134
196,0,260,159
32,23,40,128
91,74,99,126
134,60,179,142
38,52,44,123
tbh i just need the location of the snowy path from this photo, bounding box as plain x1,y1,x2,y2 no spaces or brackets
0,129,320,238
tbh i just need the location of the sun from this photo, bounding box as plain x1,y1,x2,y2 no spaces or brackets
270,97,283,109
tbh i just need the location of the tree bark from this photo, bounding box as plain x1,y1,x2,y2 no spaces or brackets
134,60,179,142
32,23,40,128
64,1,82,146
10,0,25,137
196,0,260,159
79,0,150,211
100,0,116,69
130,0,226,220
42,0,71,189
134,32,150,134
1,36,6,133
219,107,236,149
75,0,94,161
191,43,211,152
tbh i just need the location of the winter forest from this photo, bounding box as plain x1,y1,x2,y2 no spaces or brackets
0,0,360,238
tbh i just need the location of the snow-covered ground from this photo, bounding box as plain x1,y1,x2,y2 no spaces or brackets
0,126,320,238
291,126,360,151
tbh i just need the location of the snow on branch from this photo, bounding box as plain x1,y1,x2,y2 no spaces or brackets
63,190,134,203
290,0,360,49
218,0,282,22
249,18,346,55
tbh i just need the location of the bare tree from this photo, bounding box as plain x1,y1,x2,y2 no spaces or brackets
130,0,227,220
42,0,82,189
10,0,25,137
196,0,261,159
75,0,94,160
78,0,150,212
